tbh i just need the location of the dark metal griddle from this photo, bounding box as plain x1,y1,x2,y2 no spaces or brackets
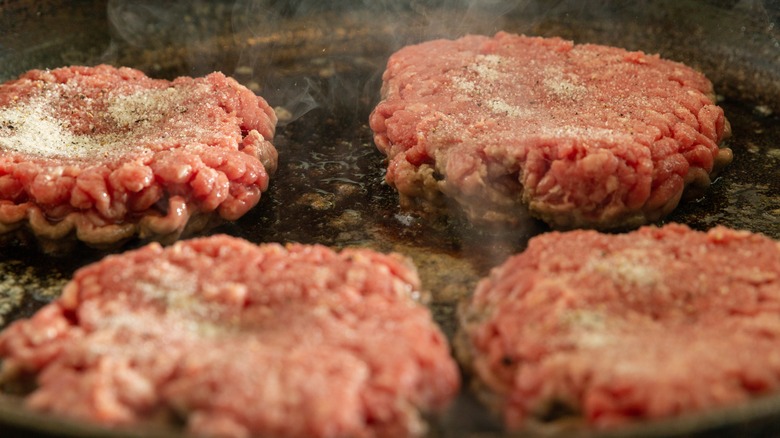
0,0,779,436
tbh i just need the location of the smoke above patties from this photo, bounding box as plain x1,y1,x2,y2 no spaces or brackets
103,0,780,124
103,0,551,124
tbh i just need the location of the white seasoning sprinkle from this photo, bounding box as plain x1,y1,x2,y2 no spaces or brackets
0,100,104,158
543,66,588,99
108,87,185,128
485,98,529,118
0,82,201,160
468,54,502,81
451,76,476,93
586,250,661,289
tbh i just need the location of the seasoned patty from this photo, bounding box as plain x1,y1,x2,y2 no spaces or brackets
0,65,278,251
457,224,780,430
0,235,460,438
369,32,733,230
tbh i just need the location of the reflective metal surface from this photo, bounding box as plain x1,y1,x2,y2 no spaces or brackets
0,0,779,436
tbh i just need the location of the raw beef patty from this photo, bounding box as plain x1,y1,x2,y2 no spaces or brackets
0,235,460,437
370,32,733,229
457,223,780,430
0,65,278,251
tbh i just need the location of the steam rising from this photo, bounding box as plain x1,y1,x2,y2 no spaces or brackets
225,0,535,124
99,0,718,123
107,1,177,48
104,0,543,125
103,0,780,126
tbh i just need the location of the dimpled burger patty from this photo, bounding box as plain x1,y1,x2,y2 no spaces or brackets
457,223,780,430
370,32,732,229
0,65,278,251
0,234,460,438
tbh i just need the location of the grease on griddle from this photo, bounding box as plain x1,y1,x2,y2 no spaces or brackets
666,98,780,238
0,260,66,326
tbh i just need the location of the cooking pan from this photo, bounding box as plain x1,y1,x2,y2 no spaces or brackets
0,0,779,436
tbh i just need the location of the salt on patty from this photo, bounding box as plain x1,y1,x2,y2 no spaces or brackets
457,223,780,430
0,235,460,437
0,65,278,251
370,32,733,230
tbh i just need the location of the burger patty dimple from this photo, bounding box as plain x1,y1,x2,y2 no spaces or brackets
457,223,780,430
369,32,733,230
0,235,460,438
0,65,278,251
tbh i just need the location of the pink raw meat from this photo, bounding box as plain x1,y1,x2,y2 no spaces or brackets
0,65,278,251
458,223,780,430
0,235,460,438
370,33,732,229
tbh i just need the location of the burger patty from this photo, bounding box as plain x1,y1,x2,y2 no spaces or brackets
0,235,460,438
369,32,733,229
457,224,780,430
0,65,278,251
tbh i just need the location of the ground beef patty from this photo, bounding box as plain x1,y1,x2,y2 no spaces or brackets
369,32,733,229
0,235,459,438
0,65,278,251
457,223,780,431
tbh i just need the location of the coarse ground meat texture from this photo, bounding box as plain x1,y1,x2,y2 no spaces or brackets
456,223,780,431
369,32,733,230
0,65,278,251
0,235,460,438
